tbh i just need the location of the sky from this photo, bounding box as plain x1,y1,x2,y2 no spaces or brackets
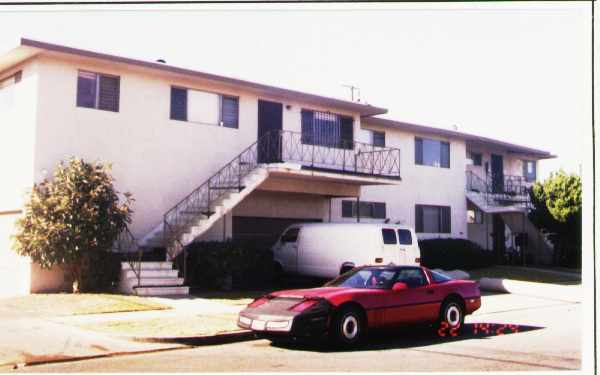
0,2,591,180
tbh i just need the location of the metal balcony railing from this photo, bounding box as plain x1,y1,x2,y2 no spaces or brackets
162,130,402,274
466,170,532,209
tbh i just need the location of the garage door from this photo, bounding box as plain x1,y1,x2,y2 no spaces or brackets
232,216,322,247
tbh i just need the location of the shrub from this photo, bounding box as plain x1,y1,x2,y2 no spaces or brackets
12,158,133,292
176,239,274,290
419,238,495,270
79,250,122,292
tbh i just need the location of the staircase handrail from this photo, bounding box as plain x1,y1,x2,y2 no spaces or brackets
113,226,142,288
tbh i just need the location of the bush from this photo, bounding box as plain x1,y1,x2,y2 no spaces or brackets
12,158,133,292
79,250,122,292
419,238,495,270
176,239,274,290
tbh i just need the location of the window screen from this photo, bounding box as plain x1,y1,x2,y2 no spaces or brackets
415,137,450,168
170,87,188,121
397,229,413,245
221,96,239,128
372,131,386,147
382,229,397,245
341,200,386,219
301,109,353,149
188,89,220,125
415,205,451,233
76,71,119,112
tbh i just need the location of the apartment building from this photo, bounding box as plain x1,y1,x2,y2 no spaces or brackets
0,39,554,296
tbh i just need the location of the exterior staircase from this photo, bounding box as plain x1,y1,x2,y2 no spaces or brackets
114,130,402,296
119,261,189,296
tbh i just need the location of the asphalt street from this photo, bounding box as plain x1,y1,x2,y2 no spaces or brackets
14,290,581,372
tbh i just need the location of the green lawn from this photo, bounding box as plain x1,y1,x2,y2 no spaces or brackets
468,266,581,285
0,293,171,317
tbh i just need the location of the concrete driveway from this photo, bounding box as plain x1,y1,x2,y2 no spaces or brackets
14,287,582,372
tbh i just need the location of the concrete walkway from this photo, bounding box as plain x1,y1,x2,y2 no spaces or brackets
0,296,247,369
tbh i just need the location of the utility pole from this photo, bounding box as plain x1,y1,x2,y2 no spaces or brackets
342,84,360,102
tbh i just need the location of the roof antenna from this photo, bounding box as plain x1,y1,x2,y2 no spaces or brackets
156,59,166,64
342,84,360,102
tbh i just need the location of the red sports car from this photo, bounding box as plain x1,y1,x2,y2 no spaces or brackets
237,265,481,346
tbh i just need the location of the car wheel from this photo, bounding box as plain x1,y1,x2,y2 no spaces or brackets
330,306,364,347
438,298,465,335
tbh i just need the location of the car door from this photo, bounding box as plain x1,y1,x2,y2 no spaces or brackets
380,268,439,327
381,228,406,265
277,227,300,274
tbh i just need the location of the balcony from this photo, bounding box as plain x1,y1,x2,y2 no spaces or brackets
466,171,532,211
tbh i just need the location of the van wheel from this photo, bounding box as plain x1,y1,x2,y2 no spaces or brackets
330,306,364,347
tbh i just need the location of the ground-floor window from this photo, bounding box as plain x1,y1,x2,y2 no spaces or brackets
467,208,484,224
341,200,386,219
415,204,451,233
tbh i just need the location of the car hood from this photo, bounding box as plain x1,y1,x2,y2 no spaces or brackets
269,286,358,300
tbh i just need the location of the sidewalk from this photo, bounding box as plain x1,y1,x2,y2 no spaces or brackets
0,296,251,369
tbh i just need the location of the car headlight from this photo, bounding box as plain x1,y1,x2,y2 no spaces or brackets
266,320,290,330
239,316,252,326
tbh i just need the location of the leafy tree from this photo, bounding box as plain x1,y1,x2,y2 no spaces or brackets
528,170,581,267
12,158,133,291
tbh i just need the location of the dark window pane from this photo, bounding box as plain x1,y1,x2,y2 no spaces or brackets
372,202,386,219
341,200,354,218
422,206,441,233
98,75,120,112
415,138,423,165
221,95,239,128
441,206,451,233
340,116,354,150
396,269,427,288
430,270,452,283
472,153,482,166
440,142,450,168
358,202,372,218
422,138,441,167
301,110,314,144
281,227,300,243
170,87,187,121
415,205,424,233
523,160,537,182
382,229,397,245
76,71,97,108
372,131,385,147
397,229,412,245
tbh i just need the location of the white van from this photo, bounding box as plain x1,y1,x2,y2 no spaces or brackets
272,223,421,279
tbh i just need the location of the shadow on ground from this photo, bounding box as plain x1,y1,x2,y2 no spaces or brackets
262,323,544,353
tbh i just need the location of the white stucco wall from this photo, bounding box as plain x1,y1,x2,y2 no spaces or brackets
30,54,362,240
331,123,469,240
466,144,538,182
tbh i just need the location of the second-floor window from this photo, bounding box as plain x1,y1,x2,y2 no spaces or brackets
469,152,482,166
342,200,386,219
170,86,239,128
301,109,353,149
415,137,450,168
76,70,120,112
415,204,451,233
522,160,537,182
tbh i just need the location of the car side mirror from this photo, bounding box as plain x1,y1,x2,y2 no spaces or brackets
392,282,408,291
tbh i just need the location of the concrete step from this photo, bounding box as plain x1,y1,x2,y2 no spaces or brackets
134,285,190,296
129,277,184,287
122,269,179,279
121,261,173,271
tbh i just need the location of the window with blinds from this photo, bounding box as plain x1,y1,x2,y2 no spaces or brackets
170,86,239,128
76,70,120,112
301,109,353,149
415,205,451,233
415,137,450,168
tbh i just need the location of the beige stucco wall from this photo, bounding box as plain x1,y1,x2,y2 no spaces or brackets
331,122,469,240
466,144,538,182
30,54,362,241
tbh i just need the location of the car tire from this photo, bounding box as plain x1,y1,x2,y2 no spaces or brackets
330,306,364,347
437,298,465,335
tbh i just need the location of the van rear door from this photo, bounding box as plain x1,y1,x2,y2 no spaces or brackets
381,228,406,265
397,228,418,265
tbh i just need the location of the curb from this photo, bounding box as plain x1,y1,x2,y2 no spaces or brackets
132,330,256,346
478,277,582,303
2,330,255,370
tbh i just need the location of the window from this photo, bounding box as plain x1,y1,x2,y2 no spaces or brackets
467,209,484,224
415,137,450,168
281,228,300,243
470,152,482,166
430,270,453,283
395,268,427,288
382,229,397,245
415,205,451,233
342,200,386,219
170,86,239,128
523,160,537,182
397,229,413,245
301,109,353,149
76,70,120,112
373,131,386,147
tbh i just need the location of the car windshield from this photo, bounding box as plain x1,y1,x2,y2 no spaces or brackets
324,267,399,289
